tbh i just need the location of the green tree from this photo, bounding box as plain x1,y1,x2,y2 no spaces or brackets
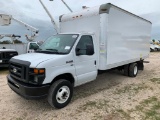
0,40,11,44
13,39,22,43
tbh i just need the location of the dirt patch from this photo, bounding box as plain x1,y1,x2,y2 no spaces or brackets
0,52,160,120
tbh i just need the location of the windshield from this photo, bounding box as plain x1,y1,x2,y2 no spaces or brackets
37,34,79,54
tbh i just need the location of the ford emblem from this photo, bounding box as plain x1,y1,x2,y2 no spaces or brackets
13,68,17,73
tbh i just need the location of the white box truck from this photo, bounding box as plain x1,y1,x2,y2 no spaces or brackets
7,3,152,108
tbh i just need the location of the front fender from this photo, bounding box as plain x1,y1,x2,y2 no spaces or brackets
43,64,77,86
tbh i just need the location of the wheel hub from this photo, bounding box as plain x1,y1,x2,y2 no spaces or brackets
134,66,138,75
56,86,70,104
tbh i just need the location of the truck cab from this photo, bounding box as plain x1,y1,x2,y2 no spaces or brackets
7,33,98,108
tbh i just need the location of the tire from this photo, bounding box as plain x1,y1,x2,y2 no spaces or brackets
150,48,153,52
47,79,73,109
124,64,129,76
129,63,138,77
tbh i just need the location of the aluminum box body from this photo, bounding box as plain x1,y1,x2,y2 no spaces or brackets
60,3,152,70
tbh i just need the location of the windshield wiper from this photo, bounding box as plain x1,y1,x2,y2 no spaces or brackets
36,48,42,51
45,49,67,54
36,49,67,54
45,49,58,52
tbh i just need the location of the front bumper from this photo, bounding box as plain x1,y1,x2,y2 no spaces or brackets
7,75,50,99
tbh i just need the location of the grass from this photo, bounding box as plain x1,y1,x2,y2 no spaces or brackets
77,99,110,120
16,118,23,120
77,99,109,113
150,78,160,84
116,109,131,120
73,86,113,101
92,113,103,120
114,83,149,95
141,97,160,120
107,97,160,120
129,96,160,120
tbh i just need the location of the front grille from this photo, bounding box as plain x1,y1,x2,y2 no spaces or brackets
0,52,18,61
0,52,4,59
6,52,18,59
9,62,29,83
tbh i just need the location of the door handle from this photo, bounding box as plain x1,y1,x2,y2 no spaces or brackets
94,60,96,65
66,60,73,64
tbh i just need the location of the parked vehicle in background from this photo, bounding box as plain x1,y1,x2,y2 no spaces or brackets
150,42,160,52
154,45,160,51
7,3,152,108
0,34,39,67
0,48,18,67
0,14,39,67
0,42,39,54
150,43,156,52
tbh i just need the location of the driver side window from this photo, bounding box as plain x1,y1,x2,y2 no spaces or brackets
76,35,94,55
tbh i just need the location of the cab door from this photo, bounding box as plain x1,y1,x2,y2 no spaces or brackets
74,35,97,86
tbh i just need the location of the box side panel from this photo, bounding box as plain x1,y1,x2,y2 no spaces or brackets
105,7,151,69
60,15,100,35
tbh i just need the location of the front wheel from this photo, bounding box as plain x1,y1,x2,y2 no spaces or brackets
47,79,73,109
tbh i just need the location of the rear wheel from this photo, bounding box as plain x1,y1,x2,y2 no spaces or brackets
47,79,73,109
129,63,138,77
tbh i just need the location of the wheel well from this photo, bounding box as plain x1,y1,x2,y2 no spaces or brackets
51,73,75,85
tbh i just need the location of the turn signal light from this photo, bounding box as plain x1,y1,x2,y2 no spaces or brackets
39,69,45,74
34,69,45,74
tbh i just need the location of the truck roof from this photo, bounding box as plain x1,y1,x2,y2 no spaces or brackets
59,32,94,35
60,3,151,24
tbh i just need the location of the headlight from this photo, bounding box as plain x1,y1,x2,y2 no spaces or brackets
29,68,45,85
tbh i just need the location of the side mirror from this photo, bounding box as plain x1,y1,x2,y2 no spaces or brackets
86,44,94,55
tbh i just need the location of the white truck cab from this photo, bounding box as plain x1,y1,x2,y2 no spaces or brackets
7,3,152,108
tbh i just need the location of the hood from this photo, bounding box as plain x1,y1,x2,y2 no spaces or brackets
0,49,16,52
12,53,65,67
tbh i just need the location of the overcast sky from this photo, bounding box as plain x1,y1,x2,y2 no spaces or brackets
0,0,160,42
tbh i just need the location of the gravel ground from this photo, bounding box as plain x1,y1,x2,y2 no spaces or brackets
0,52,160,120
